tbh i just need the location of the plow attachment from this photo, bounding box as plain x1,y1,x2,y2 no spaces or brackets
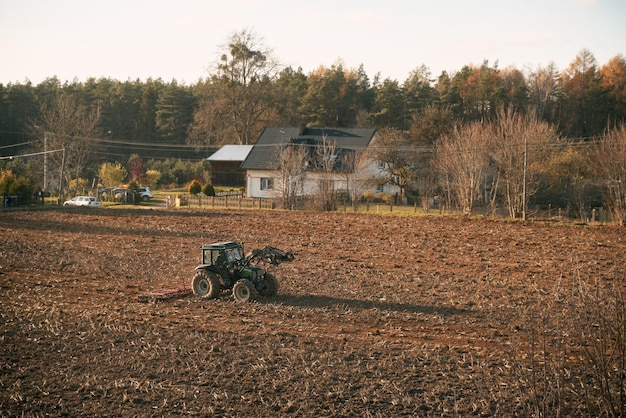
246,246,295,265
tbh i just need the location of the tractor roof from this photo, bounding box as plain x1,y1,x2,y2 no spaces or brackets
201,241,242,250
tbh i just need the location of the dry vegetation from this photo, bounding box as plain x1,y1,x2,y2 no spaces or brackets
1,207,625,416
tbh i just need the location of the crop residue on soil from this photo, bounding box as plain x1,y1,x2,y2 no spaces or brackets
1,208,624,416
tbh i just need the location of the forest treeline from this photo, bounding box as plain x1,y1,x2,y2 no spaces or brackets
1,45,624,155
0,29,625,221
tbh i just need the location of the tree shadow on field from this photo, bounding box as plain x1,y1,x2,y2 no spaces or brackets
270,293,473,316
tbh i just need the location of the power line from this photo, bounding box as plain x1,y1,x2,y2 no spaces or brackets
0,148,64,160
0,140,41,149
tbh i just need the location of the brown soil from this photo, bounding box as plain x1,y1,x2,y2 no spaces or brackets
1,207,624,416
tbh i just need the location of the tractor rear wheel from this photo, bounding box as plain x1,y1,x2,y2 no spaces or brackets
191,270,221,299
257,272,279,297
232,279,258,303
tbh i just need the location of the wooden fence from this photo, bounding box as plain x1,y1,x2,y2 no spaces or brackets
177,193,275,210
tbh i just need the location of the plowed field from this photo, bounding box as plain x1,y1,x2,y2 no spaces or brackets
1,207,624,416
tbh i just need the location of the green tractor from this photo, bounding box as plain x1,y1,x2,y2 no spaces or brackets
191,241,294,303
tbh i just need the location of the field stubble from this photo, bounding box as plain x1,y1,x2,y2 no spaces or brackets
1,208,624,416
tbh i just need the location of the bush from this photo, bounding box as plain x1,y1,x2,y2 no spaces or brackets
202,183,215,197
0,169,33,203
188,180,202,195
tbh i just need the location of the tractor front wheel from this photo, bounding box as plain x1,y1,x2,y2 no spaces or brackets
257,273,279,297
191,270,221,299
232,279,258,303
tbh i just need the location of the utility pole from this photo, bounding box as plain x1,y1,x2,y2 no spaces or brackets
58,148,66,205
522,136,528,221
43,134,47,192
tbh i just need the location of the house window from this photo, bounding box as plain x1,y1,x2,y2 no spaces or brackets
377,161,385,169
375,184,384,193
260,178,274,190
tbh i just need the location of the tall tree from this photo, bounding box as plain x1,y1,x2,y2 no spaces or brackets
352,64,376,125
499,67,529,112
527,62,561,122
369,78,405,128
300,64,365,127
442,61,507,122
560,49,608,138
138,79,163,142
155,81,195,141
598,55,626,125
196,29,279,145
273,67,308,126
403,64,437,117
0,82,38,148
435,70,464,120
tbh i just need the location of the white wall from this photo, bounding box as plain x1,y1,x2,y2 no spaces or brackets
246,170,280,198
246,164,401,199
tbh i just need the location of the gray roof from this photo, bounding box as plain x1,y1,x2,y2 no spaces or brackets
207,145,253,162
241,127,377,170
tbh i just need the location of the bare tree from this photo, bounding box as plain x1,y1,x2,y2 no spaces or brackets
435,121,492,214
414,164,440,213
372,128,419,203
276,141,307,210
592,124,626,224
491,108,559,218
527,62,561,121
341,147,370,211
409,105,454,211
32,94,101,195
314,135,337,211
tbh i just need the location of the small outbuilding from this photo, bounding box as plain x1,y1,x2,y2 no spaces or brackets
206,145,253,187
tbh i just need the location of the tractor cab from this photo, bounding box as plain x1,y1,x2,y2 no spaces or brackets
201,241,244,267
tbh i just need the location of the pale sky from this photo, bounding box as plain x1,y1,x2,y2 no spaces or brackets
1,0,624,85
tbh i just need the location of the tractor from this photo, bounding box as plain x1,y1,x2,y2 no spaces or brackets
191,241,294,303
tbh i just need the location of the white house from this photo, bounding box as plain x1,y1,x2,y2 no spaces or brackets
241,126,400,199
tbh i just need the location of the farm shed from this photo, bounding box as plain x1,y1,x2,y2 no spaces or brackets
207,145,253,187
